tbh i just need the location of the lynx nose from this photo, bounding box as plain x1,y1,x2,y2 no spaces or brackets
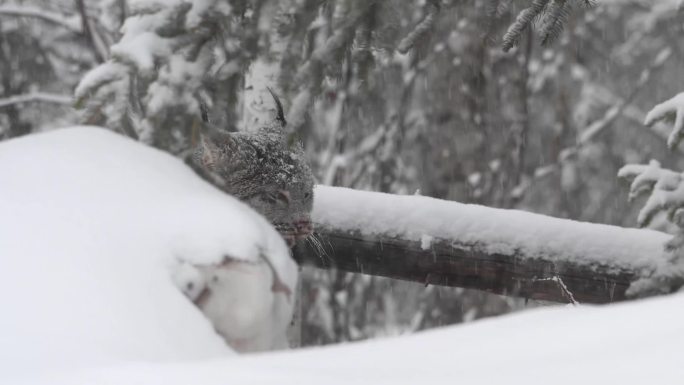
294,218,313,239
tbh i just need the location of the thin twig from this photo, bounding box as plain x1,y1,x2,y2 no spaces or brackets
0,4,81,33
75,0,107,63
293,3,376,86
534,276,579,305
511,47,673,199
0,92,73,108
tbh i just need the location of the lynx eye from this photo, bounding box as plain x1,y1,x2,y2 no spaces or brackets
276,190,291,205
259,193,278,204
259,191,291,205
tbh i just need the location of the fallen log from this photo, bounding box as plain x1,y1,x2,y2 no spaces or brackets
293,186,674,304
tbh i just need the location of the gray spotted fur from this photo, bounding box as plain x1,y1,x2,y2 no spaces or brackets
191,92,314,241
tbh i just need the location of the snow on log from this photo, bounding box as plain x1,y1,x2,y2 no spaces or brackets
294,186,674,304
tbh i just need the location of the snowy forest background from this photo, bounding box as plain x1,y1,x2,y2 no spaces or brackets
1,0,683,346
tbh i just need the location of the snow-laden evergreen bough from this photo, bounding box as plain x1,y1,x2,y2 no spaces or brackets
74,0,242,152
619,93,684,294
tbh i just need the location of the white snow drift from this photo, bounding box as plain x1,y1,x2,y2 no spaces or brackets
0,127,296,378
9,292,684,385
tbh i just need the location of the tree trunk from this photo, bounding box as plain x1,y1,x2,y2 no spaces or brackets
293,186,673,304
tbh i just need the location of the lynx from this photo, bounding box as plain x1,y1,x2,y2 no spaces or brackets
191,90,314,247
179,90,313,352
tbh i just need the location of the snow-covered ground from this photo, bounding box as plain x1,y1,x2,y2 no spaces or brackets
1,126,682,384
8,292,684,385
0,127,295,378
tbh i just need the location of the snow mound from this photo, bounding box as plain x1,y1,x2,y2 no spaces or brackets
9,292,684,385
0,127,295,377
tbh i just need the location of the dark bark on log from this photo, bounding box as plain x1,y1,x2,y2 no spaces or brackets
293,229,635,304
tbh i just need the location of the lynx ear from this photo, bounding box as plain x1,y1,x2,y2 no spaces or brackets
197,127,236,171
198,134,219,170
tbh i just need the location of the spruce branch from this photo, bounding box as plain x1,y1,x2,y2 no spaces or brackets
485,0,500,19
276,0,320,94
482,0,513,46
352,3,376,84
396,0,440,54
618,160,684,228
539,0,570,46
644,92,684,150
288,1,376,132
73,0,238,150
502,0,596,52
502,0,550,52
293,19,358,87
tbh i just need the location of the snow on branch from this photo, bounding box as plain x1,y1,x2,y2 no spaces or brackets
618,160,684,294
618,160,684,228
644,92,684,150
0,4,81,33
617,54,684,293
74,0,234,148
294,186,678,304
0,92,72,108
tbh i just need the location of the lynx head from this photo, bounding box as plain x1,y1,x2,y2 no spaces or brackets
193,90,314,247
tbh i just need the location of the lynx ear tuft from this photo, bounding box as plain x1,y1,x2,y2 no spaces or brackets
266,87,286,128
